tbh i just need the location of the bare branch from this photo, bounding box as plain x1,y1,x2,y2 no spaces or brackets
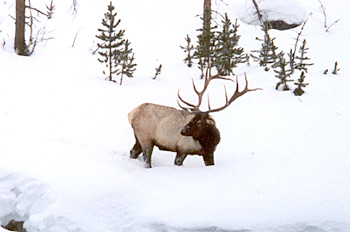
290,13,311,73
8,14,16,21
252,0,264,24
326,19,341,32
318,0,327,28
25,5,48,17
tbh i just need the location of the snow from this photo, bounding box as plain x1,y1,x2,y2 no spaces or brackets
236,0,308,26
1,0,350,231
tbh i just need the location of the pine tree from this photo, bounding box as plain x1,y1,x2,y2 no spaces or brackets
251,23,278,71
293,71,309,96
214,14,245,76
194,7,217,78
117,39,137,85
294,39,314,73
274,52,293,91
96,1,125,82
180,35,194,68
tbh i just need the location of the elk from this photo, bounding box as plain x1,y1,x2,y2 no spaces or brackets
128,68,260,168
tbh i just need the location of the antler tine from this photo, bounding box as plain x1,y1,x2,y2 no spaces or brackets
224,84,228,103
201,72,262,114
207,94,211,111
177,89,197,110
181,67,212,111
191,78,200,95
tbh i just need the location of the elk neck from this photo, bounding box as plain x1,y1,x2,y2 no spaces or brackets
197,122,221,154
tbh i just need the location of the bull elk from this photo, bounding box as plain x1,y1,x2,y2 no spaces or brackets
128,68,261,168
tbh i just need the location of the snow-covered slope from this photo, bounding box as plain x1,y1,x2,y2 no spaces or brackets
1,0,350,231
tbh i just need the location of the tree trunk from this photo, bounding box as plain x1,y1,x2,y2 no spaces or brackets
203,0,211,60
203,0,211,33
15,0,26,55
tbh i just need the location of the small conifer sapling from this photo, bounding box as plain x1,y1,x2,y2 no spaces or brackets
96,1,125,82
332,61,340,74
293,71,309,96
153,64,162,80
274,52,293,91
251,23,278,71
180,35,194,68
294,39,314,73
117,39,137,85
46,0,55,19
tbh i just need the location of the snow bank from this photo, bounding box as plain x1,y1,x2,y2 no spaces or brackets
0,173,50,228
235,0,308,26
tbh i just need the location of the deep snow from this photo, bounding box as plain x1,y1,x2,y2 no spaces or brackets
1,0,350,231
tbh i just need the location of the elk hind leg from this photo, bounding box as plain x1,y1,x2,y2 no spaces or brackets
143,144,154,168
130,136,142,159
174,152,187,166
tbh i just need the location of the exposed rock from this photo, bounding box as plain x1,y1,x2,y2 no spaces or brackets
236,0,307,31
2,220,26,232
266,20,301,30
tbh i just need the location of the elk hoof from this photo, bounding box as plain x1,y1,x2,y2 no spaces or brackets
174,159,183,166
174,153,187,166
145,163,152,168
203,154,214,166
130,149,141,159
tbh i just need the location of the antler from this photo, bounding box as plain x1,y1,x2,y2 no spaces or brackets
177,67,233,112
178,70,261,114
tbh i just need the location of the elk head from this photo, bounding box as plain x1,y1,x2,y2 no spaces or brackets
177,67,261,165
181,113,215,139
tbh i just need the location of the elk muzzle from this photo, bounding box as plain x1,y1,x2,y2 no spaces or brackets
181,125,191,136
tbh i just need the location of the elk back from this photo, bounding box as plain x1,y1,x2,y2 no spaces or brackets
128,103,203,153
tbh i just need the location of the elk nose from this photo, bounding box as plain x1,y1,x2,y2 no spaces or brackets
181,126,189,135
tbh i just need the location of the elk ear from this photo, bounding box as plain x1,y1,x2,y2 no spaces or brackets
203,114,215,126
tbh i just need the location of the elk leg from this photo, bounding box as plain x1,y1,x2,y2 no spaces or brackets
143,145,154,168
174,152,187,166
130,137,142,159
203,153,214,166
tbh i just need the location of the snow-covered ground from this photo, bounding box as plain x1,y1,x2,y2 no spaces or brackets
1,0,350,231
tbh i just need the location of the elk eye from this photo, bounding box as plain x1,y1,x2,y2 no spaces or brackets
196,121,202,127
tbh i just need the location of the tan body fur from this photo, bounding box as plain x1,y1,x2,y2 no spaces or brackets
128,103,203,155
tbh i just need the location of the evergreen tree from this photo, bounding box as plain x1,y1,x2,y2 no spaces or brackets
274,52,293,91
214,14,245,76
117,39,137,85
96,1,125,82
251,23,278,71
180,35,194,68
293,71,309,96
294,39,313,73
194,7,217,78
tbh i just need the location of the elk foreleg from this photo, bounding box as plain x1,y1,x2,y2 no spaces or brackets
174,152,187,166
203,153,214,166
130,136,142,159
143,145,154,168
